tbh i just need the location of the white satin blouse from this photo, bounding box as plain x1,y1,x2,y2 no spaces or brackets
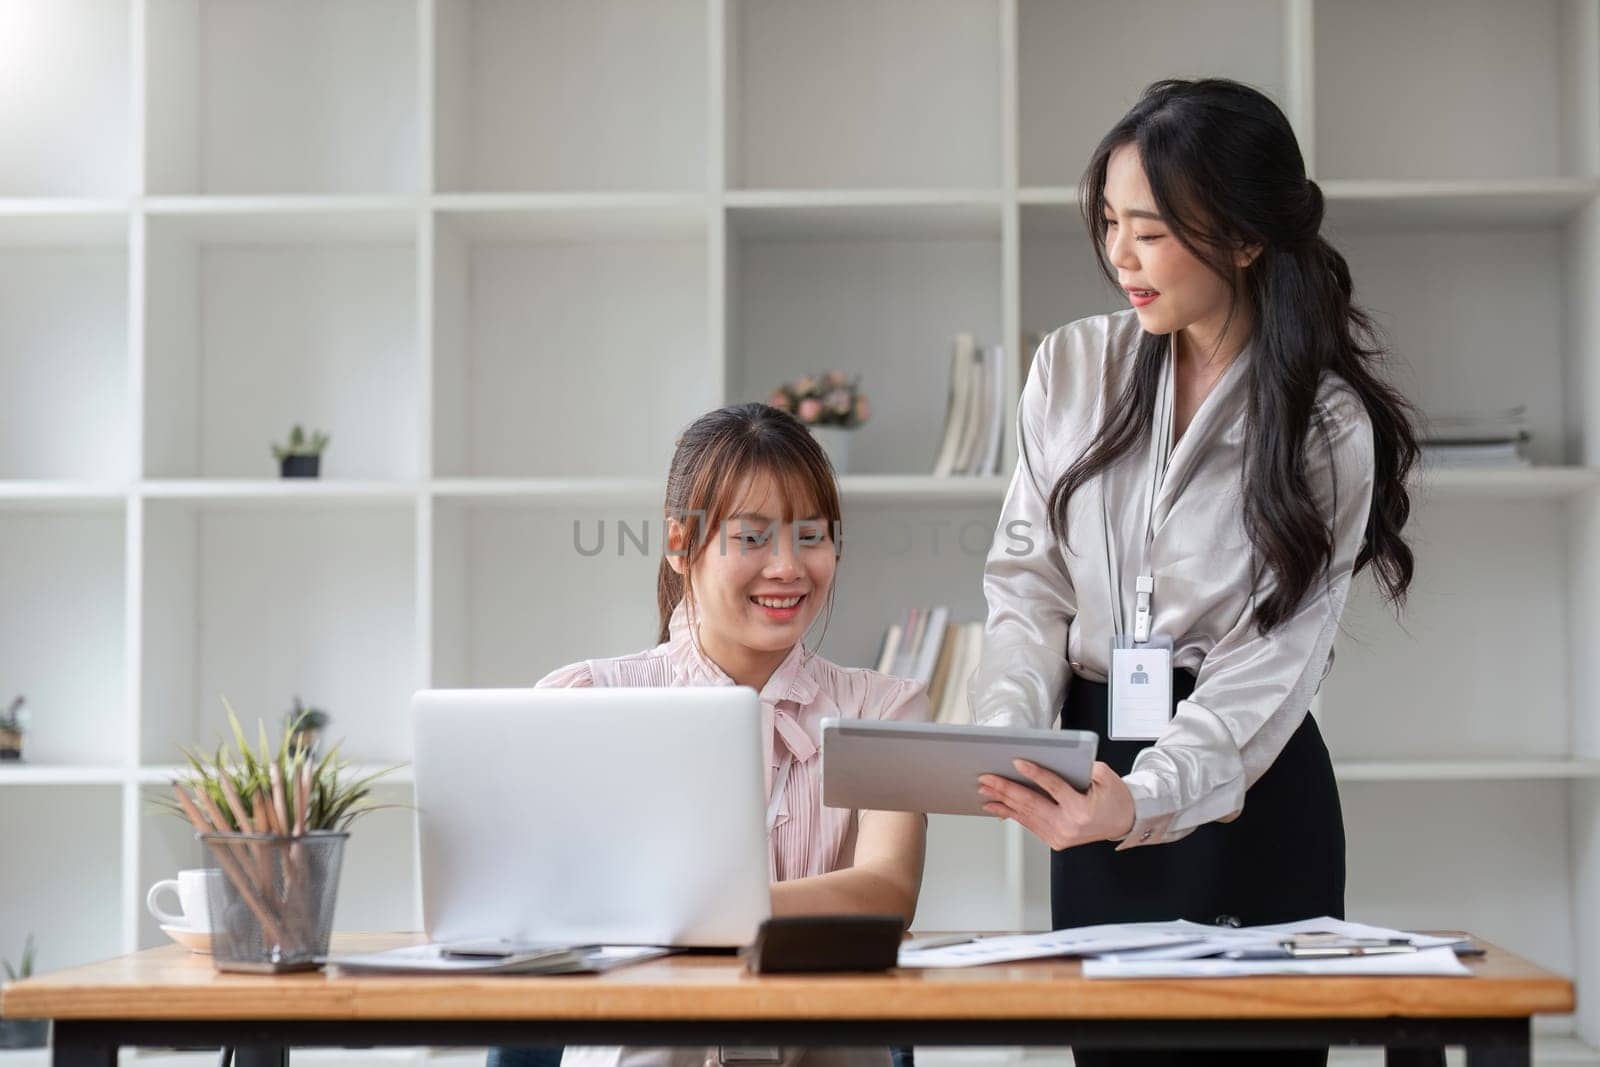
968,309,1376,849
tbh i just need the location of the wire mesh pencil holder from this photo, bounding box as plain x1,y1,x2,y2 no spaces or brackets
199,831,348,973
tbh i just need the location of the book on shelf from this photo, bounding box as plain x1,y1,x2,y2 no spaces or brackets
1419,405,1531,469
933,334,1006,478
873,609,985,725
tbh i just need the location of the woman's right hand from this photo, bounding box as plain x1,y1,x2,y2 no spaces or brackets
979,759,1135,850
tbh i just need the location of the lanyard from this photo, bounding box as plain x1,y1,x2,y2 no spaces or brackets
1102,346,1175,644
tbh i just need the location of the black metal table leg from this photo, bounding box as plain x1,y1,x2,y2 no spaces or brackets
50,1022,116,1067
232,1046,289,1067
1386,1049,1447,1066
1464,1018,1532,1066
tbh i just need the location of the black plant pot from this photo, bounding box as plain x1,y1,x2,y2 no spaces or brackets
280,455,321,479
0,1017,49,1049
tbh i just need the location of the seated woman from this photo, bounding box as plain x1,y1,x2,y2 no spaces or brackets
490,402,929,1067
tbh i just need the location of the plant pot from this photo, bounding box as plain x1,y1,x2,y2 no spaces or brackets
199,831,348,973
0,1017,49,1049
279,454,321,479
807,425,851,474
0,729,20,761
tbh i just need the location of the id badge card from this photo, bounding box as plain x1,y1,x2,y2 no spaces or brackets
1108,634,1174,741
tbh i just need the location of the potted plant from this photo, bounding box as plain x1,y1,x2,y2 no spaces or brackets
271,424,330,479
768,371,870,474
153,698,400,973
0,696,27,762
283,696,330,760
0,933,47,1049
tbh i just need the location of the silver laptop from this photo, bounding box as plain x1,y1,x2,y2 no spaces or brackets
411,686,771,948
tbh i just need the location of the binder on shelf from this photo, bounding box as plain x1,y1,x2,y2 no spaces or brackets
977,343,1006,477
874,624,904,675
933,333,978,477
934,623,983,726
924,622,961,712
911,606,950,683
891,607,923,678
1419,404,1531,469
953,343,988,475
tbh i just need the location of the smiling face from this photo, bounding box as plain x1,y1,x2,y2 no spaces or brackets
1101,142,1248,341
667,468,837,673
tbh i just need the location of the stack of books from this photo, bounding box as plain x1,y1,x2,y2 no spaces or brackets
1419,405,1531,468
874,607,986,725
932,333,1007,477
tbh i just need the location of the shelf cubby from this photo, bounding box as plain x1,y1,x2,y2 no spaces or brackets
142,210,420,481
1017,0,1288,189
727,0,1002,190
727,203,1003,477
0,785,124,971
431,207,712,478
1322,498,1571,762
144,0,419,195
139,498,417,768
0,506,126,768
433,0,708,193
1325,223,1570,466
431,497,663,688
0,0,131,198
1314,0,1582,181
0,217,129,480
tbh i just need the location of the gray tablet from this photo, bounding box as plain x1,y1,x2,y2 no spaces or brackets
819,717,1100,818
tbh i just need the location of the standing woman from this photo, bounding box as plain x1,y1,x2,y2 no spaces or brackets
968,79,1418,1066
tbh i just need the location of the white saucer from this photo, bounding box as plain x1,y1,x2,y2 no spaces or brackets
160,923,212,954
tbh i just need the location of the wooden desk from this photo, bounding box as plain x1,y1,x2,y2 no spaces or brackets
0,933,1573,1067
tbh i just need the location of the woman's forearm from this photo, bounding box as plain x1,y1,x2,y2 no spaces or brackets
770,863,919,924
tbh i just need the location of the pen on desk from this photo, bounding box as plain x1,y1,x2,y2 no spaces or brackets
1283,941,1418,959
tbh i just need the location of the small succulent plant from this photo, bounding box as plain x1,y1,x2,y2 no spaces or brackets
270,424,330,461
2,934,35,983
0,696,26,736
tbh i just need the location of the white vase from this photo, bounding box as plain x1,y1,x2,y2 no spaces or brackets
808,425,851,474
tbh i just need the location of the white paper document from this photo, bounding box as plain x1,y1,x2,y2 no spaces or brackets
897,917,1476,974
1083,945,1470,978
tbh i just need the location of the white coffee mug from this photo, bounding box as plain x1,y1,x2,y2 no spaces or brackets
146,868,219,931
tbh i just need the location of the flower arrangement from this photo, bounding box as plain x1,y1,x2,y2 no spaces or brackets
768,371,870,429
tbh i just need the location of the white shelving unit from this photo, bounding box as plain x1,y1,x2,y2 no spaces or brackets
2,1,1599,1064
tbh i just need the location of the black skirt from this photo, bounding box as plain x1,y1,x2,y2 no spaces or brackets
1052,670,1346,1067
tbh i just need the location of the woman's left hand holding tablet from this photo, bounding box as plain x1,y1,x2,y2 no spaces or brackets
978,760,1136,849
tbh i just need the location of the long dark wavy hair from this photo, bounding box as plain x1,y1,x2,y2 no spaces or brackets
1050,78,1418,633
656,403,842,646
